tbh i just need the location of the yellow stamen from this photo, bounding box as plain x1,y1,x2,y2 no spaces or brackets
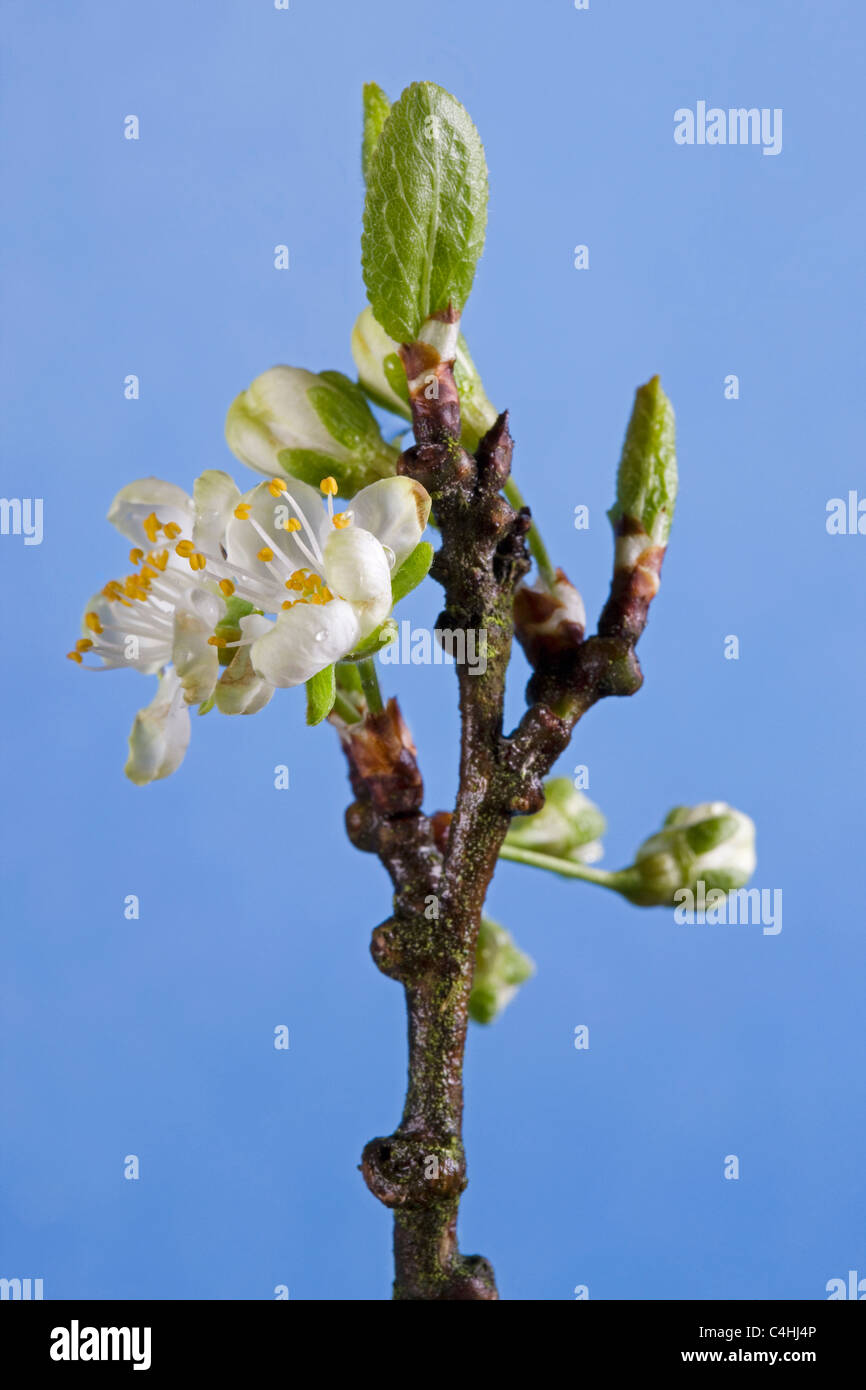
148,549,169,571
85,612,103,634
189,552,206,571
129,547,144,565
76,638,94,652
257,547,274,563
320,477,338,496
283,517,301,532
142,512,161,544
207,635,228,648
66,650,83,663
281,600,294,610
268,479,287,496
163,522,181,539
175,540,195,558
219,578,235,597
233,503,251,520
332,512,352,529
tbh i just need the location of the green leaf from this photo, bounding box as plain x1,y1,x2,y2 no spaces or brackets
306,664,337,725
362,82,391,184
362,81,489,342
608,375,678,547
390,540,434,605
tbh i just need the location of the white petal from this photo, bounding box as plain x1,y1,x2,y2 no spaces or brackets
107,478,194,547
82,592,169,673
224,478,330,579
353,586,393,641
324,527,391,604
193,470,241,554
215,645,274,715
323,527,393,639
250,598,360,687
238,612,275,643
347,476,430,570
171,600,219,705
125,671,191,785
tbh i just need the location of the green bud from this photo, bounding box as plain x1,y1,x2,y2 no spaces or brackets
504,779,606,864
225,365,398,497
625,802,756,906
469,918,535,1025
350,307,498,453
608,375,678,549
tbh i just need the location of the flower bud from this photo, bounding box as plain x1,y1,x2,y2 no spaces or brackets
351,307,498,452
598,376,678,644
608,375,678,554
225,365,398,496
625,802,756,906
513,568,586,668
505,778,605,864
469,918,535,1025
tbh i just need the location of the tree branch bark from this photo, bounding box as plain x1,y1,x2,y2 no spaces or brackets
334,325,663,1300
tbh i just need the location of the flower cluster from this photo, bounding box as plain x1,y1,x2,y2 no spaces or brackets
68,389,431,783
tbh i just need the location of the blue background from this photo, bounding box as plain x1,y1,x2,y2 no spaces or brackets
2,0,863,1301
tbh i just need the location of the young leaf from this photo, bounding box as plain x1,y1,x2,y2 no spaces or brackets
608,376,677,547
361,81,489,343
306,664,337,725
390,540,434,605
362,82,391,184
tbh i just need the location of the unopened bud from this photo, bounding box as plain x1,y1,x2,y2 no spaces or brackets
505,779,605,864
469,918,535,1025
225,365,397,496
513,568,586,667
599,377,677,642
608,374,677,567
351,307,498,452
626,802,756,906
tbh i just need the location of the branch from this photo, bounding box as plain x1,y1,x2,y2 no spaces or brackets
336,326,670,1299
